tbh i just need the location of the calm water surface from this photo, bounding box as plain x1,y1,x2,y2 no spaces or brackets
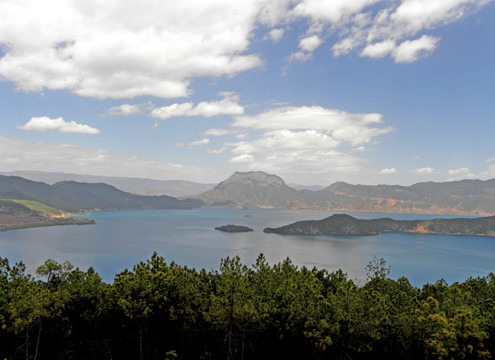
0,207,494,286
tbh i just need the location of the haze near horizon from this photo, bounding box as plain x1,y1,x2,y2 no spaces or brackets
1,0,494,186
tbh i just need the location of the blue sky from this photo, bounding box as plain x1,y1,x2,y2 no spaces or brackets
0,0,494,186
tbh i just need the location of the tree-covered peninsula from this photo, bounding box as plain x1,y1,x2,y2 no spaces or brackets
0,199,94,231
1,254,494,360
264,213,495,237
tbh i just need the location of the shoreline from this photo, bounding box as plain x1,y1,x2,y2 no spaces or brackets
0,217,96,232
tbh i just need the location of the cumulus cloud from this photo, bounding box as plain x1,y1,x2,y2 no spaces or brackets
232,106,393,146
288,51,313,62
204,128,238,136
328,0,490,61
447,167,476,180
0,0,262,99
229,154,255,164
107,104,143,116
221,105,392,182
150,93,244,120
299,35,322,52
289,34,322,63
0,0,489,100
361,40,396,58
266,28,285,42
188,138,210,148
380,167,397,174
393,35,440,63
291,0,380,23
0,136,212,181
17,117,100,134
410,167,436,174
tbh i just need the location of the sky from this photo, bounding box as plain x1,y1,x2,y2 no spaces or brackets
0,0,494,186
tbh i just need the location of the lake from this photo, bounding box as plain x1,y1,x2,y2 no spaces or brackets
0,207,494,287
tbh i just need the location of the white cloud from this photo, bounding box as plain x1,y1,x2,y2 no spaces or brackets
224,129,352,177
150,92,244,120
232,106,392,146
288,51,313,62
17,117,100,134
447,167,476,180
222,105,392,182
351,146,366,153
150,103,195,120
257,0,298,26
410,167,436,174
299,35,322,52
329,0,490,61
479,165,495,180
0,0,262,99
207,147,227,154
204,128,238,136
288,35,322,63
393,35,440,63
0,136,214,182
229,154,255,164
380,167,397,174
108,104,142,116
188,138,210,147
292,0,380,23
390,0,487,33
361,40,395,58
0,0,488,100
231,129,340,154
267,28,285,42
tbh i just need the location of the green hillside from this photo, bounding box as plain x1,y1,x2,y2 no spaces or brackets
9,199,62,216
264,213,495,237
0,175,203,212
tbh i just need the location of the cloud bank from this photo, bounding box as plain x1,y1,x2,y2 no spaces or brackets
0,0,262,99
0,0,490,100
0,136,212,182
221,106,394,182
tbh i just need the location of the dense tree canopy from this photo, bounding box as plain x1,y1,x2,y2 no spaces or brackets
0,254,493,360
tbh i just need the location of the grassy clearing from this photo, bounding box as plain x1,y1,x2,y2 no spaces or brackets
9,199,62,216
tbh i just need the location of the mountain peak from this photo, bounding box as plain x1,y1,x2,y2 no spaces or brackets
216,171,287,188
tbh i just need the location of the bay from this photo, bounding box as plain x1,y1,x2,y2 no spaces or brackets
0,207,494,287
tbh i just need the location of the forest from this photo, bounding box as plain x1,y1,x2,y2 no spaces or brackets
0,253,494,360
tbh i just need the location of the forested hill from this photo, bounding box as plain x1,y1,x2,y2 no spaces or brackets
0,199,94,231
264,213,495,237
0,175,202,212
195,171,495,215
1,254,494,360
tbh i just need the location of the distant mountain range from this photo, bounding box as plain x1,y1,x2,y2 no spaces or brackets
0,171,214,197
3,170,495,216
0,175,202,212
263,214,495,237
194,171,495,216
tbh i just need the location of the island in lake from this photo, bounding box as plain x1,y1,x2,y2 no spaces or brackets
215,224,254,233
263,214,495,237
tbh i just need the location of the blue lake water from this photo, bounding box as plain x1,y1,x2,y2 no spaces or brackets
0,207,494,287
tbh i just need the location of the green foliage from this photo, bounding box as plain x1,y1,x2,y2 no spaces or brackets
0,255,494,360
9,199,62,216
